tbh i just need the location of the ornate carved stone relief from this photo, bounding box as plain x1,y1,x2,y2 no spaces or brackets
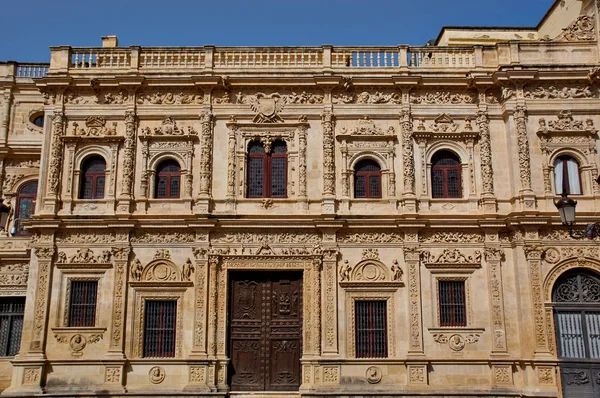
339,257,403,287
554,15,595,41
337,230,403,243
410,89,477,104
236,92,287,123
332,88,401,104
524,84,595,99
131,230,195,244
69,116,118,137
421,249,482,269
56,248,113,265
419,231,484,243
54,332,103,357
432,333,480,351
136,89,203,105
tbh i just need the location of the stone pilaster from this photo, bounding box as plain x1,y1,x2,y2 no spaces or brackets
0,89,12,145
41,112,64,214
476,110,497,212
225,127,236,211
405,247,423,355
400,109,417,213
313,258,322,355
117,110,136,213
514,106,536,210
107,246,130,358
524,245,551,356
321,111,335,214
29,246,55,354
191,246,209,357
197,112,213,214
322,248,339,355
298,124,308,208
484,247,508,354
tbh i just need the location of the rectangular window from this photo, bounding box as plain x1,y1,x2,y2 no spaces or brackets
144,300,177,358
439,280,466,327
355,300,387,358
68,281,98,327
0,297,25,356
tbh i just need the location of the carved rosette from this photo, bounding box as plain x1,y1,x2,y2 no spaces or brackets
47,112,65,196
514,106,532,191
400,110,415,194
198,112,213,196
121,111,137,197
476,110,494,195
321,112,336,196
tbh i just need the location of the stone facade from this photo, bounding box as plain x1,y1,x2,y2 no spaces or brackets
0,1,600,396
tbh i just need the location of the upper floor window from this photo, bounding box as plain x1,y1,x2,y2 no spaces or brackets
0,297,25,356
554,156,581,195
247,140,287,198
32,115,44,128
155,160,181,199
431,150,462,198
354,159,382,199
80,156,106,200
14,180,38,236
438,280,466,327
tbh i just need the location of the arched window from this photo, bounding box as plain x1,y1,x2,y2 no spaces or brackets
354,159,381,198
552,270,600,396
554,156,582,195
80,156,106,200
155,159,181,199
431,151,462,198
247,140,287,198
14,180,38,236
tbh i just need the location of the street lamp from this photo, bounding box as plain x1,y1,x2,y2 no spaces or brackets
555,191,600,239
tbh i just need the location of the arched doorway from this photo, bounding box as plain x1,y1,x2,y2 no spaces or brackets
552,269,600,397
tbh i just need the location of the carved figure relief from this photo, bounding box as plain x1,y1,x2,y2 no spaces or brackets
70,116,117,136
432,333,479,351
136,90,203,105
149,366,166,384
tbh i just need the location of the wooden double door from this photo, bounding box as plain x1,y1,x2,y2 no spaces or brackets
228,271,303,391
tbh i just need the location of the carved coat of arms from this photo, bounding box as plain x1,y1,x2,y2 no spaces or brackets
237,92,286,123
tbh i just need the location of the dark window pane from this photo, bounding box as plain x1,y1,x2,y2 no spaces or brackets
439,281,466,327
271,141,287,154
170,176,180,198
156,177,167,198
355,176,366,198
0,298,25,356
95,177,105,199
69,281,98,327
355,301,387,358
33,115,44,128
432,170,444,198
248,157,264,197
431,151,462,198
157,160,180,174
271,157,287,197
14,181,38,236
80,157,106,200
144,300,177,358
369,175,381,198
248,141,265,155
82,177,94,199
447,170,460,197
356,159,380,172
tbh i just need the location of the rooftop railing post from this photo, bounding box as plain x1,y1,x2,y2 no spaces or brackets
130,46,140,72
48,46,71,74
204,46,215,72
398,46,408,68
322,45,332,74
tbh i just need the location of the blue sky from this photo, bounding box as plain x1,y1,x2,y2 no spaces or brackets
1,0,553,62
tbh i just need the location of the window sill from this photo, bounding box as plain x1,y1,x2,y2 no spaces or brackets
428,327,485,333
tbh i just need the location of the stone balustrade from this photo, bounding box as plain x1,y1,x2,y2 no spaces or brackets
2,41,595,78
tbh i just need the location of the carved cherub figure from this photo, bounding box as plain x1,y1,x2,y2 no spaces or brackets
390,260,403,282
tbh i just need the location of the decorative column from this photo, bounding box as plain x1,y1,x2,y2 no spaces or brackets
321,111,336,214
404,247,423,355
191,246,209,356
197,112,213,214
206,255,219,390
225,127,236,211
42,112,64,214
322,248,339,355
108,246,130,357
298,124,308,209
117,110,136,213
524,245,551,355
514,106,536,209
484,247,508,354
29,246,55,353
313,258,322,356
0,89,12,145
400,109,417,213
477,110,495,196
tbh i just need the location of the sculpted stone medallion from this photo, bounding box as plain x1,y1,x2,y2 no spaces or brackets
149,366,165,384
366,366,382,384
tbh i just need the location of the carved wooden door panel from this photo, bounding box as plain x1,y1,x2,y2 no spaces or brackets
229,271,302,391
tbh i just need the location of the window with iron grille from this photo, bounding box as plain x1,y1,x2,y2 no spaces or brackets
143,300,177,358
431,151,462,198
355,300,387,358
354,159,382,198
68,281,98,327
438,280,467,327
14,180,38,236
554,156,582,195
0,297,25,356
155,159,181,199
247,140,287,198
80,156,106,199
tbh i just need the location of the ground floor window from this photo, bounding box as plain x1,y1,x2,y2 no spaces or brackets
143,300,177,358
355,300,387,358
0,297,25,356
